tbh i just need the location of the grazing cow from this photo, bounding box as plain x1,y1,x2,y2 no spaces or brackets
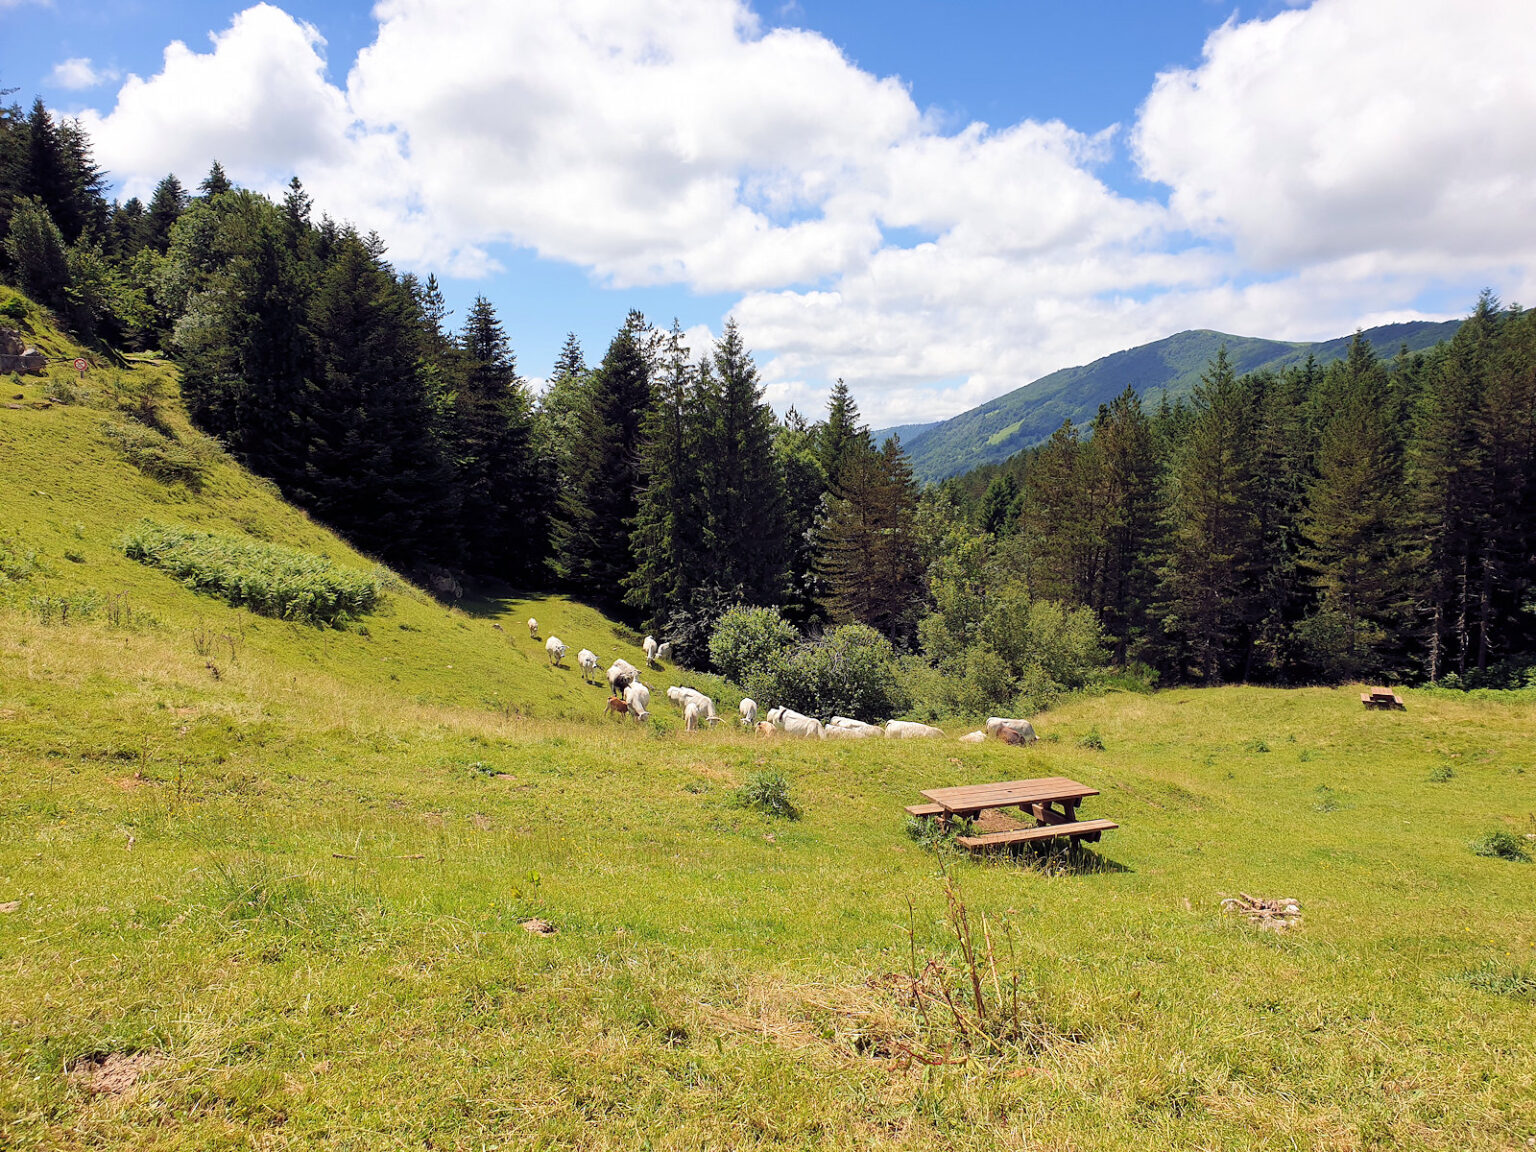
958,730,987,744
985,717,1038,744
624,680,651,721
684,700,704,731
577,649,599,683
656,641,673,664
995,726,1031,746
670,686,721,724
739,697,758,726
885,720,944,739
608,660,639,693
605,696,630,718
642,636,660,667
546,636,566,666
755,721,776,737
528,617,539,639
770,707,824,739
829,716,882,736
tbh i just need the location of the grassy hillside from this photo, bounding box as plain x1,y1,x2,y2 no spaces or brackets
903,319,1464,482
3,304,1535,1149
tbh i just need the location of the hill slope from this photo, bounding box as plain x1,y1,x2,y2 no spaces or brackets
903,318,1463,482
2,299,1534,1149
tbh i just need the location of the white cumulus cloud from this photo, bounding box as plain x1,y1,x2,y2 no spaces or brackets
48,57,118,90
76,0,1536,426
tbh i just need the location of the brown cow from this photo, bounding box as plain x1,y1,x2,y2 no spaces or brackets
605,696,630,719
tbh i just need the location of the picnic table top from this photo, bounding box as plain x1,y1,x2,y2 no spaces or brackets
920,776,1099,814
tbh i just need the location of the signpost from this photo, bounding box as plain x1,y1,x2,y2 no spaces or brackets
73,357,88,378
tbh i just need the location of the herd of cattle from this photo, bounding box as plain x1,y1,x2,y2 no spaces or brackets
524,616,1038,744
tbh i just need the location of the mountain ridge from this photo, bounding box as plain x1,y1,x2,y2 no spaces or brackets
882,318,1464,482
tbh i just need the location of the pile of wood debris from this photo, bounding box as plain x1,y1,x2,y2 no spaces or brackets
1220,892,1302,930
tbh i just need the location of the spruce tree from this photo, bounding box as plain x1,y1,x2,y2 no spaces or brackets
199,160,233,197
144,174,189,254
450,296,545,580
980,473,1020,537
1157,348,1266,682
551,312,652,601
819,378,872,494
1091,386,1164,663
301,230,456,565
625,321,705,627
696,320,788,605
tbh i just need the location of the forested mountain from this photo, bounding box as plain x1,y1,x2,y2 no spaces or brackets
4,87,1536,704
900,319,1465,482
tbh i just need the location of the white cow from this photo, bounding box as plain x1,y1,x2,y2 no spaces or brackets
577,649,599,683
770,707,825,739
986,717,1039,744
825,724,879,739
642,636,660,667
624,680,651,721
684,700,704,731
958,730,987,744
885,720,944,739
527,617,539,639
608,660,639,693
656,642,673,664
545,636,566,666
739,697,758,726
829,716,883,736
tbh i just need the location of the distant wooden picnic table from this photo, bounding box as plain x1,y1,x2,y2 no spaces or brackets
906,776,1116,852
1361,686,1406,710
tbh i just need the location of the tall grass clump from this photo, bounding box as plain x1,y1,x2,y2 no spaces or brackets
102,420,210,488
0,535,42,585
123,520,382,626
1469,829,1531,862
735,769,799,819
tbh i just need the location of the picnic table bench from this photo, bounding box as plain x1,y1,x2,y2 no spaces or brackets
1361,686,1406,710
908,776,1116,852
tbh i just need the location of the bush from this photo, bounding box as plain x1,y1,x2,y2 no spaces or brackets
103,421,210,488
122,520,383,626
1469,830,1531,862
735,770,799,819
760,624,910,721
0,536,42,585
708,605,797,684
0,295,26,319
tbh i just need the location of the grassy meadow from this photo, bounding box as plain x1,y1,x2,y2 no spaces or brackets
2,324,1535,1149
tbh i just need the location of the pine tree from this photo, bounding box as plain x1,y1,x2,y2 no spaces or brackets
774,406,830,626
695,320,788,605
625,321,705,626
1091,386,1164,663
551,312,652,600
301,230,456,565
144,174,188,254
819,436,924,643
199,160,233,197
1299,336,1405,679
534,332,588,490
450,296,545,580
1017,420,1100,606
980,473,1020,536
1157,348,1266,682
819,378,872,494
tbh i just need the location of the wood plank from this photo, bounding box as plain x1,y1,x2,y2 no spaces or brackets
956,819,1118,849
921,777,1098,813
904,803,945,817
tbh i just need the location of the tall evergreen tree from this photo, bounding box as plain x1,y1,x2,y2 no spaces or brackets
144,174,188,254
1157,349,1267,682
551,311,653,601
696,320,789,605
820,435,924,643
819,378,872,494
1091,386,1164,663
199,160,233,197
450,296,545,580
300,230,456,564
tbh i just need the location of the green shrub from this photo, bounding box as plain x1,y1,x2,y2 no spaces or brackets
1469,830,1530,862
1461,962,1536,998
735,770,799,820
27,590,102,624
708,605,797,683
103,421,210,488
1243,738,1270,753
0,295,27,319
1078,730,1105,751
1429,764,1454,783
758,624,910,721
0,536,42,585
122,520,383,626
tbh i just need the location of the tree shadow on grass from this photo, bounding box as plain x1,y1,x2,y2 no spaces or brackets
982,842,1133,876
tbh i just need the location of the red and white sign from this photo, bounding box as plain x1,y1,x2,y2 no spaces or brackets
72,358,88,372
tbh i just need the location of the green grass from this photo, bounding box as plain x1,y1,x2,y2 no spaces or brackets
2,301,1536,1148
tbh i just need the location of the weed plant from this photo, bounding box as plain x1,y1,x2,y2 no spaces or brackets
1469,829,1531,862
102,421,209,488
123,520,382,626
735,769,800,819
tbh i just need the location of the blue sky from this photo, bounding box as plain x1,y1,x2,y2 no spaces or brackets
4,0,1533,424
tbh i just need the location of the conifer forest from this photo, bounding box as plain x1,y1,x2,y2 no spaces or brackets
5,90,1536,709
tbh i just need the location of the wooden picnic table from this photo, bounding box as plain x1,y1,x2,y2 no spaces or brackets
907,776,1116,852
1361,686,1406,710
